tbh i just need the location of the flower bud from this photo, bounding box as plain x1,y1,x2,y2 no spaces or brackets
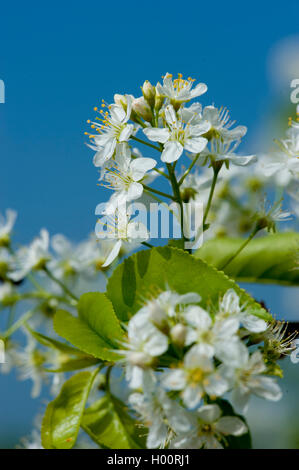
0,234,10,248
142,80,156,107
132,97,153,122
129,351,153,368
154,88,165,112
170,324,187,347
114,94,128,111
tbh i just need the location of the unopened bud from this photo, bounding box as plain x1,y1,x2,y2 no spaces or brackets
114,94,128,111
154,88,165,111
170,324,187,346
129,351,152,368
142,80,156,107
132,97,153,122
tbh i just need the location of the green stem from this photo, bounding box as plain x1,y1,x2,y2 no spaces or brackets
166,163,187,249
130,135,161,152
6,305,16,330
179,153,201,186
105,365,113,396
3,308,38,338
203,165,221,227
220,227,260,270
43,266,78,301
141,241,153,249
142,184,174,200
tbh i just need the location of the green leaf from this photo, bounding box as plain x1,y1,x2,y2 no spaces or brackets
26,326,85,356
54,293,124,361
41,369,98,449
196,233,299,286
81,394,145,449
45,356,101,373
107,246,271,322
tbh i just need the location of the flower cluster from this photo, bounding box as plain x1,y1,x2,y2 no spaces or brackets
0,210,120,398
115,288,284,449
86,73,297,257
86,73,263,262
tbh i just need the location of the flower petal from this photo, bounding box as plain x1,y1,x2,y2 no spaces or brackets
161,141,183,163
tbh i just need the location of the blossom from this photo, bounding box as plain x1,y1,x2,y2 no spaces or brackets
162,347,228,408
143,105,210,163
138,290,201,330
202,105,247,142
9,229,50,282
119,310,168,389
11,331,50,398
129,388,192,448
198,137,256,167
263,121,299,185
263,321,297,359
156,73,207,108
0,209,17,246
102,144,157,214
95,212,149,267
89,96,135,167
0,282,17,306
184,305,242,365
221,348,282,413
255,200,292,232
218,289,268,333
171,404,247,449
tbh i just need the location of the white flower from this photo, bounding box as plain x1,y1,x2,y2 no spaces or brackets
218,289,267,333
0,209,17,246
102,144,156,214
138,290,201,330
256,200,292,232
96,212,149,267
89,96,135,167
162,348,228,408
202,105,247,142
0,248,14,280
129,388,192,448
184,305,242,365
11,331,49,398
119,309,168,389
75,236,118,273
0,282,17,305
221,348,282,413
199,137,256,167
263,122,299,185
156,73,207,107
172,404,247,449
9,229,50,282
143,105,210,163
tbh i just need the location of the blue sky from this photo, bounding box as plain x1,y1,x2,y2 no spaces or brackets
1,1,299,243
0,0,299,447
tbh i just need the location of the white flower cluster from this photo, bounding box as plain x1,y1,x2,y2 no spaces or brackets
0,210,120,398
87,73,258,263
116,288,283,449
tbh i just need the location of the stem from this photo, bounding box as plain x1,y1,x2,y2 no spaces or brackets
130,135,161,152
152,167,170,179
178,153,201,186
43,266,78,301
220,227,259,270
7,305,16,330
166,163,187,249
203,165,221,226
131,150,169,179
105,365,113,396
141,241,153,249
142,184,174,200
3,308,38,338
